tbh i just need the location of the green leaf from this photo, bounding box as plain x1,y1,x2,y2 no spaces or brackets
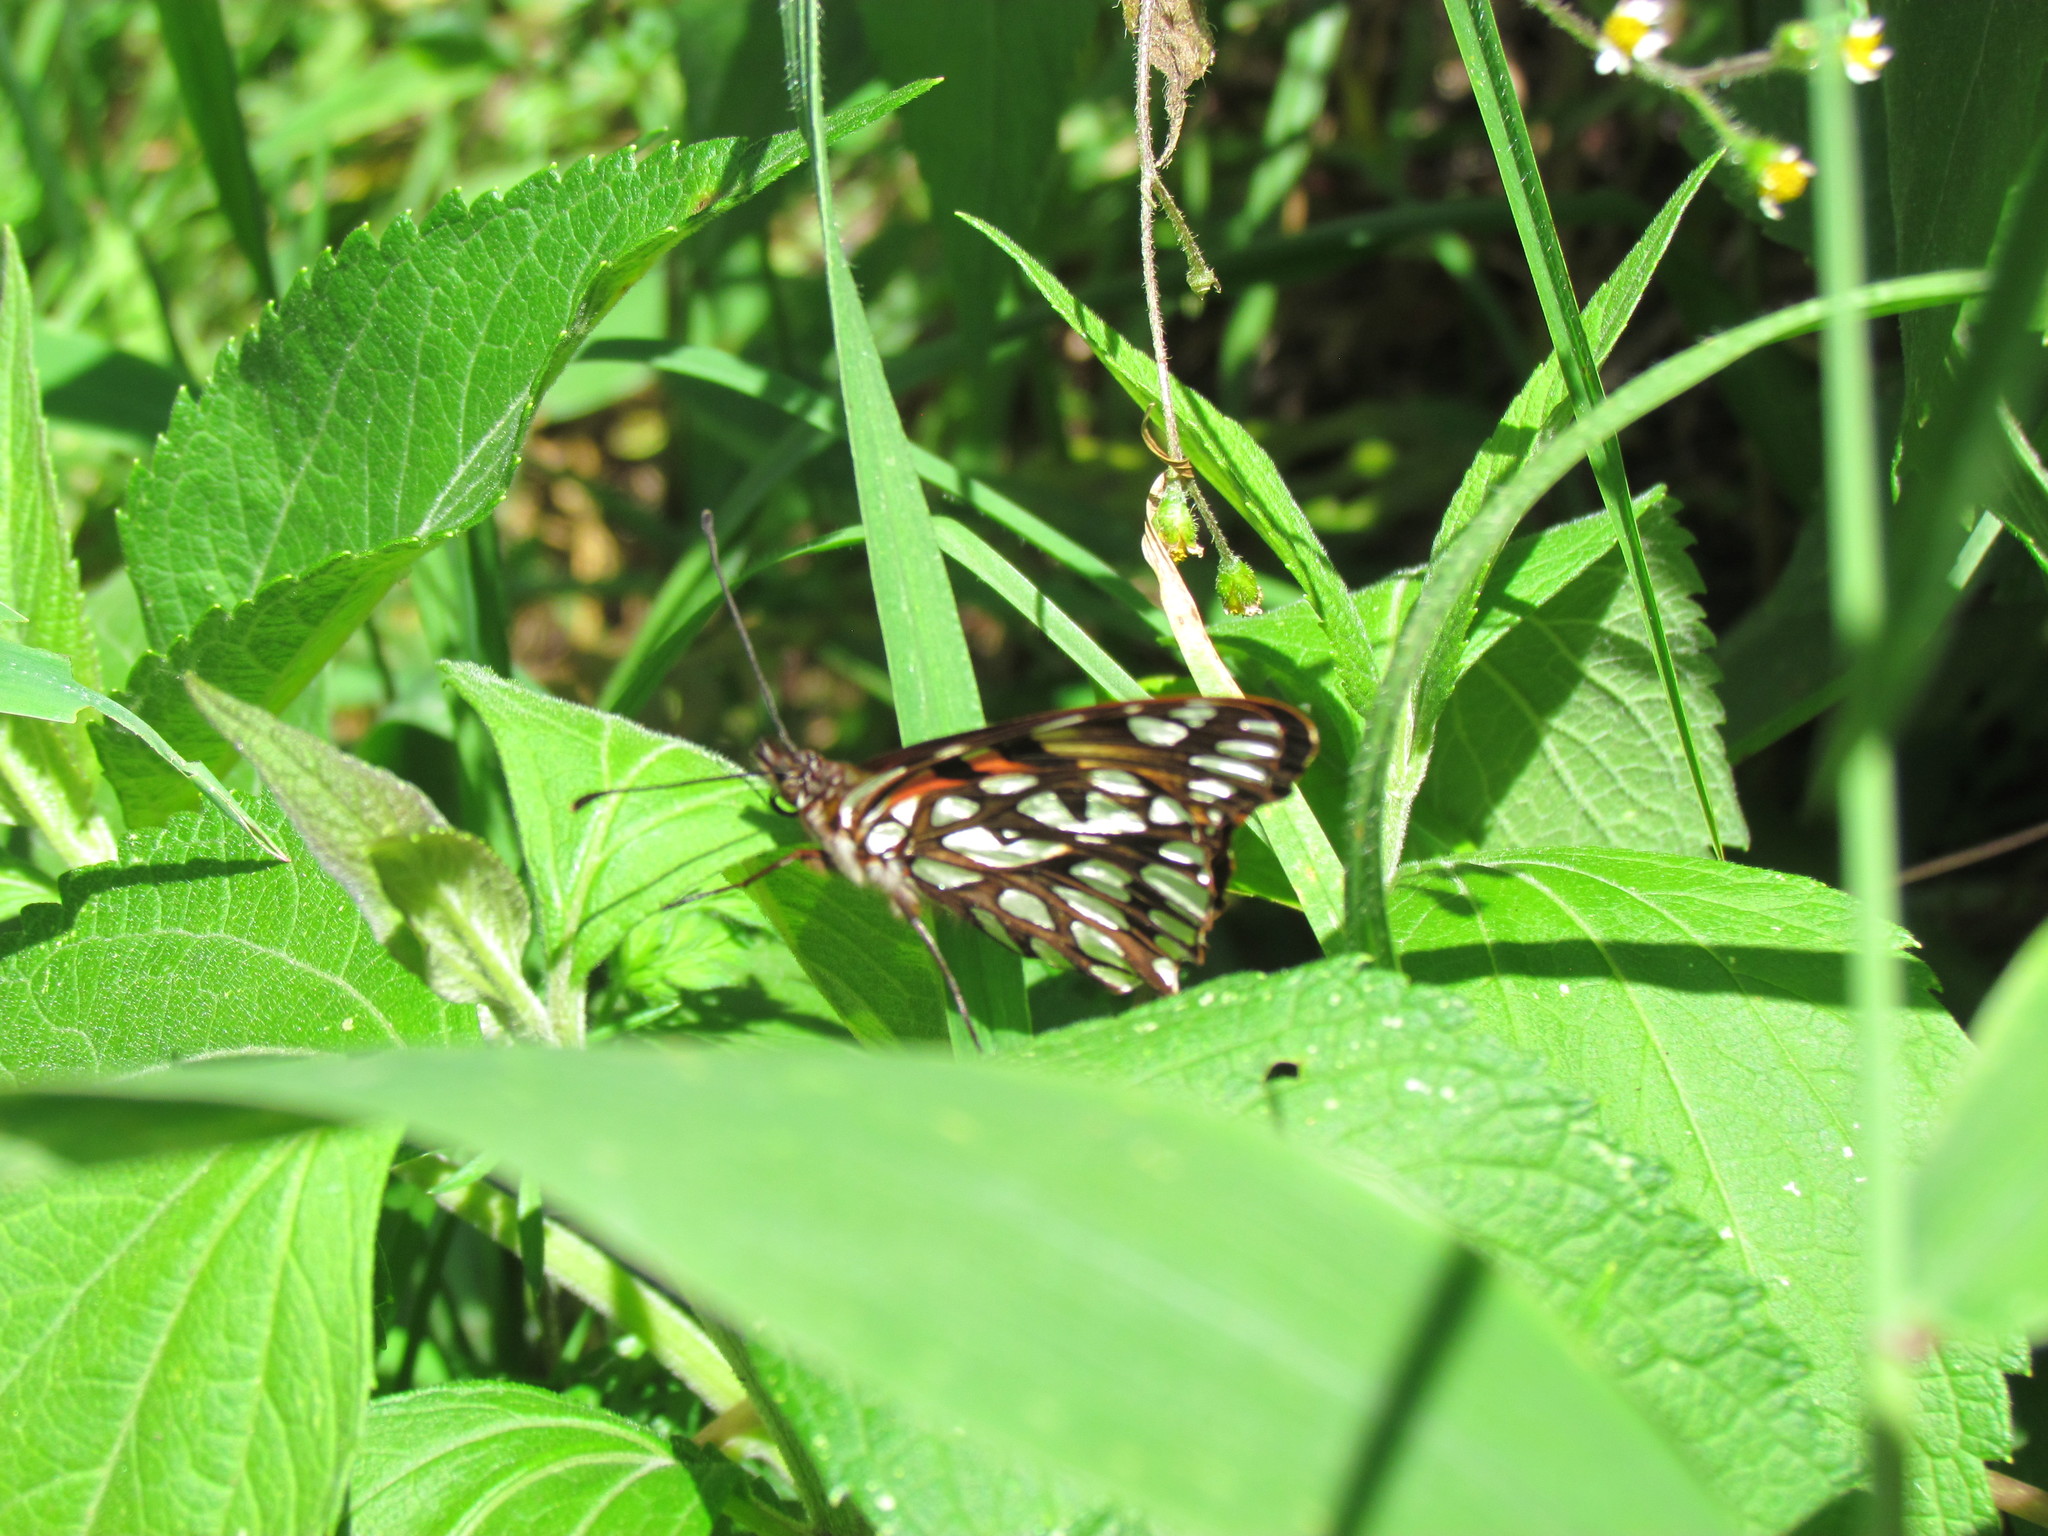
186,677,551,1040
1911,917,2048,1337
0,229,113,868
965,215,1380,717
104,84,936,821
1409,501,1747,859
1389,849,2011,1535
745,860,949,1046
26,1046,1744,1536
149,0,277,300
0,798,471,1088
0,1124,396,1535
370,828,538,1033
1024,957,1852,1532
441,664,782,981
351,1382,713,1536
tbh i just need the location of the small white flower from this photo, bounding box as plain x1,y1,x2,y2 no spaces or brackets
1843,16,1893,84
1595,0,1674,75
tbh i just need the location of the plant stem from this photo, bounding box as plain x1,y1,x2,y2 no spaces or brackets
1804,2,1911,1527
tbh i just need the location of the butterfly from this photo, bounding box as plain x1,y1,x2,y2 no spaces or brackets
755,693,1317,1000
586,512,1318,1048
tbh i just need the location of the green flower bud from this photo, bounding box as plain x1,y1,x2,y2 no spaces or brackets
1148,474,1203,561
1215,557,1263,616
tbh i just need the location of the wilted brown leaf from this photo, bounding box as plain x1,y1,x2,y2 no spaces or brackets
1122,0,1214,164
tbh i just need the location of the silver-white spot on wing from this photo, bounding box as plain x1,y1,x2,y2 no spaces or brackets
889,797,923,826
940,824,1068,867
1188,778,1237,802
1078,794,1149,835
1151,957,1181,990
979,772,1038,795
1189,753,1268,783
1238,717,1285,738
971,907,1015,947
930,794,980,827
1069,859,1132,897
1171,702,1219,727
1148,796,1191,826
1152,909,1198,946
912,857,981,892
1072,921,1127,965
1087,961,1140,993
1157,840,1206,868
1141,864,1212,921
1061,886,1125,930
1215,737,1281,761
996,888,1055,929
865,821,908,856
1090,770,1149,797
1128,715,1189,748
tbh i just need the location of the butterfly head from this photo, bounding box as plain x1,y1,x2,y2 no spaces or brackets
754,737,856,824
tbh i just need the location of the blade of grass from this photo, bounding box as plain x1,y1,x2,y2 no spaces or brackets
1442,0,1721,858
150,0,277,303
966,214,1382,718
0,17,81,250
780,0,1023,1050
1800,6,1909,1528
1340,268,1986,963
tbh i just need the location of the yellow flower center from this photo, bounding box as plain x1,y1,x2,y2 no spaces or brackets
1844,31,1888,73
1603,14,1655,53
1759,157,1813,207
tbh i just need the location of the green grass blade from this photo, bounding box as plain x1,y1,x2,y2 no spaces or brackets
150,0,278,303
781,2,978,741
781,0,1022,1048
965,214,1382,717
1341,269,1987,962
1442,0,1720,857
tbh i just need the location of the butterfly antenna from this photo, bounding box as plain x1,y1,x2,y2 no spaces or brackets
572,771,765,812
701,508,797,752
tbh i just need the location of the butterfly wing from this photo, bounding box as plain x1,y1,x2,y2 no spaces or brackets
838,697,1316,994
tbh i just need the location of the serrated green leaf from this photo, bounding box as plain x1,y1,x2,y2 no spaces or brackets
104,84,936,821
21,1046,1744,1536
1409,502,1747,858
0,229,113,869
1024,957,1851,1532
0,797,472,1089
351,1382,713,1536
441,662,781,980
0,1124,396,1536
1389,849,2011,1535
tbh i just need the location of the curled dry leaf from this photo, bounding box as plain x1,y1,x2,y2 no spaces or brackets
1123,0,1214,164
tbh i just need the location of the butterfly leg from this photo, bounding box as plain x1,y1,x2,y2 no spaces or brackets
907,911,986,1056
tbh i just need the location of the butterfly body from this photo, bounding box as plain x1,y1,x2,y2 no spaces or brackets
756,696,1317,996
